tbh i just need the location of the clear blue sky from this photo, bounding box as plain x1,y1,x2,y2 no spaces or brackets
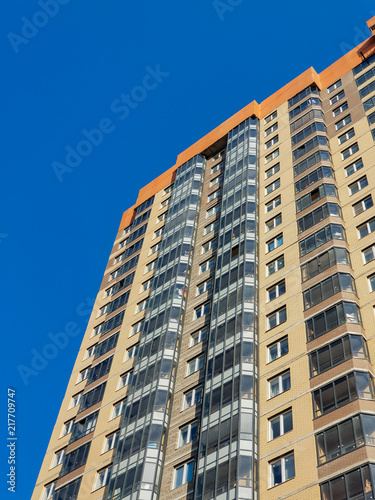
1,1,374,498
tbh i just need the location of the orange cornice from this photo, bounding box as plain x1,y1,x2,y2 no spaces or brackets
119,21,375,231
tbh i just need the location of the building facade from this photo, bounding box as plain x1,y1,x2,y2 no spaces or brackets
33,16,375,500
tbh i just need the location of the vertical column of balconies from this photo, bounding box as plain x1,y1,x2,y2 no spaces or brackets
105,156,205,500
194,117,258,500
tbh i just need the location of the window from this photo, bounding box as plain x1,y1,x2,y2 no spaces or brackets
208,190,220,202
363,244,375,264
60,443,90,477
332,102,349,116
310,334,368,377
174,461,194,488
293,150,331,177
94,467,111,490
154,227,164,238
204,221,218,235
320,463,375,500
357,216,375,239
42,482,55,500
349,175,368,195
85,345,96,360
290,109,324,133
266,233,283,253
265,162,280,179
342,142,359,160
266,214,282,232
267,306,287,330
187,355,204,375
125,343,139,361
164,184,173,194
103,432,119,452
338,127,355,144
183,387,202,409
51,448,65,468
145,260,156,273
270,453,295,487
211,163,222,174
119,371,133,389
140,278,153,293
80,383,106,412
157,212,168,223
199,259,214,274
369,274,375,292
71,412,98,442
53,478,81,500
335,113,351,130
130,320,144,336
190,327,207,346
265,149,279,164
289,97,321,119
306,301,361,341
201,239,216,254
149,243,160,255
293,136,328,161
160,198,170,208
297,203,342,234
118,238,127,248
269,409,293,440
301,247,350,282
196,280,212,296
265,123,278,136
330,90,345,105
98,303,110,316
266,178,280,194
136,299,148,313
69,392,82,409
265,110,277,124
111,399,126,419
265,135,279,149
267,280,286,301
266,255,285,276
353,195,373,216
327,79,342,93
210,175,222,187
265,195,281,213
313,371,374,418
178,421,198,447
345,158,363,176
77,368,89,384
291,121,326,146
296,184,338,213
299,224,345,257
206,205,220,218
61,419,74,437
194,302,210,319
268,337,289,362
303,272,356,310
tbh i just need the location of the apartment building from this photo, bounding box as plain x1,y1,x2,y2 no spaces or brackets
32,15,375,500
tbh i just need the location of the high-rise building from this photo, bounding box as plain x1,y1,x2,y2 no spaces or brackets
33,16,375,500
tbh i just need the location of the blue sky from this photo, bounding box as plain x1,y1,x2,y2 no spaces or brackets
1,1,375,498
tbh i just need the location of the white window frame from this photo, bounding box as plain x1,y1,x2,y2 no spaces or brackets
266,255,285,276
164,184,173,195
329,90,345,105
265,163,280,179
211,163,222,174
118,238,127,249
206,205,220,218
341,143,359,160
149,243,160,255
125,343,139,361
268,370,291,398
358,217,375,239
196,280,212,296
338,127,355,145
61,419,74,437
268,336,289,362
264,111,277,124
84,345,96,360
160,198,170,208
266,234,283,253
363,244,375,264
345,158,363,177
327,79,342,93
265,214,282,232
183,387,202,409
190,327,208,346
269,453,295,487
210,175,222,187
265,135,279,149
194,302,210,320
51,448,65,468
178,421,198,447
118,370,133,389
265,178,280,195
69,392,82,409
267,306,287,330
266,195,281,213
199,259,214,274
269,409,293,440
157,212,168,223
267,280,286,301
265,149,279,164
77,368,89,384
42,482,55,500
335,114,351,131
349,175,368,196
130,320,144,336
187,355,204,376
174,461,194,489
208,190,220,203
204,221,218,235
140,278,153,293
103,432,119,453
353,195,373,216
136,299,148,313
94,466,111,491
111,399,126,420
333,102,349,117
265,123,278,136
145,260,157,273
98,303,111,317
154,227,164,238
201,239,216,254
